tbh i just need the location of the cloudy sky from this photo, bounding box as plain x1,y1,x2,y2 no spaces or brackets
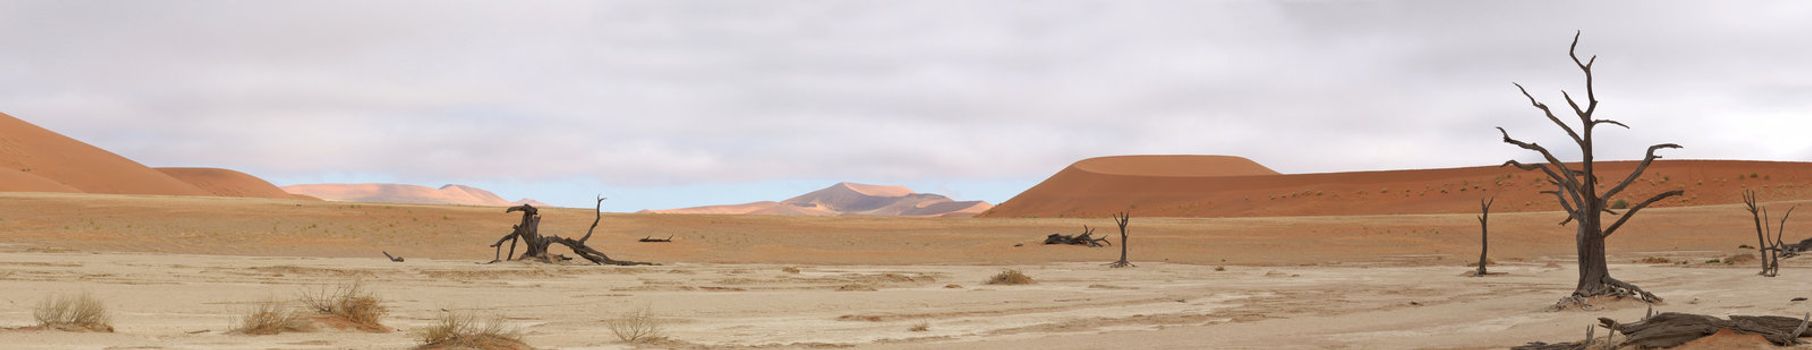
2,1,1809,210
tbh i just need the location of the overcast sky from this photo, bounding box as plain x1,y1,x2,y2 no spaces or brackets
3,1,1809,211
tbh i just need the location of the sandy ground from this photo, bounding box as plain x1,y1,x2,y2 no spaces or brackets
5,193,1812,348
2,250,1811,349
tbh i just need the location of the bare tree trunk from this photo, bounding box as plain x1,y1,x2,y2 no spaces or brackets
1476,197,1494,277
1106,212,1133,268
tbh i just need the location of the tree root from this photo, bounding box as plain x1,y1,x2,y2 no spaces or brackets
1552,277,1661,311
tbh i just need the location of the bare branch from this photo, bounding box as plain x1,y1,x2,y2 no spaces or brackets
1592,119,1629,129
1603,143,1684,202
1514,84,1583,143
1603,190,1685,238
578,195,607,243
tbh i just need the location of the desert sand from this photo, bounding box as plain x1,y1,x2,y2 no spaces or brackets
3,192,1812,349
985,155,1812,218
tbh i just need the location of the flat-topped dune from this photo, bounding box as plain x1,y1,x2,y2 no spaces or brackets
645,182,993,217
984,155,1812,218
156,167,311,200
280,183,541,207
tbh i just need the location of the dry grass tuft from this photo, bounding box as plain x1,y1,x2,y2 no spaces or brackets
232,300,313,335
909,322,930,332
985,269,1035,285
606,305,666,343
414,311,528,350
299,280,389,332
781,266,801,274
33,292,113,332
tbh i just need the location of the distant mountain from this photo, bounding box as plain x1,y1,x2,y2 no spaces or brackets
282,183,548,207
641,182,992,217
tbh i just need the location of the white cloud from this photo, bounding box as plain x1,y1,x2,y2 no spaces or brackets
1,0,1808,208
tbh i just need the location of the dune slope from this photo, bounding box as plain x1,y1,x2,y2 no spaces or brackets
0,112,208,195
984,155,1812,218
157,167,315,200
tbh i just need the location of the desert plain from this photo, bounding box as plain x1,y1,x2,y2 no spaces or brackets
4,192,1812,349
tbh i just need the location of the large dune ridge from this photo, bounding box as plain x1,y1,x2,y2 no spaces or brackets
984,155,1812,218
644,182,994,217
281,183,545,207
0,112,208,196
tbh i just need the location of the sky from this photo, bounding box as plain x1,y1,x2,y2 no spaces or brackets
2,1,1810,211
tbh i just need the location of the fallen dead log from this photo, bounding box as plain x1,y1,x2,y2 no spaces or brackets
638,236,673,243
1515,311,1812,349
382,251,404,262
1043,225,1109,247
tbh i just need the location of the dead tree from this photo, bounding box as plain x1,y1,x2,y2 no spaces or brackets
1744,190,1799,276
1474,197,1494,277
485,195,652,266
1044,225,1110,247
638,235,674,243
1498,32,1682,305
1106,212,1134,268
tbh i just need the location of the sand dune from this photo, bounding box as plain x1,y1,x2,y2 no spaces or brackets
282,183,544,207
0,168,77,192
156,167,314,200
0,112,208,196
645,182,993,217
985,155,1812,218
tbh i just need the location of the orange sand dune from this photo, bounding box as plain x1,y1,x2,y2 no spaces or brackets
0,168,78,192
984,155,1812,218
157,167,315,200
645,182,993,217
0,112,208,195
282,183,543,207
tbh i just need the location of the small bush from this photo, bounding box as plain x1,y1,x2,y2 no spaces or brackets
233,300,312,335
606,306,665,343
34,292,113,332
415,312,526,350
985,269,1035,285
781,266,801,274
909,322,929,332
1610,199,1629,210
299,280,389,332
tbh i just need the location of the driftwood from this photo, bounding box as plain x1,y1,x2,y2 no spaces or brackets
1044,225,1109,247
1499,32,1681,305
1516,311,1812,349
1106,212,1134,268
639,236,673,243
485,196,653,266
382,251,404,262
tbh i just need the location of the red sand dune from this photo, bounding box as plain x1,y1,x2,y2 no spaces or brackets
282,183,544,207
983,155,1812,218
644,182,993,217
156,167,313,200
0,112,208,196
0,112,307,200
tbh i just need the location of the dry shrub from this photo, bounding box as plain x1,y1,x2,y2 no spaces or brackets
985,269,1034,285
232,300,313,335
414,312,528,350
606,306,665,343
33,292,113,332
909,322,929,332
781,266,801,274
300,280,389,332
